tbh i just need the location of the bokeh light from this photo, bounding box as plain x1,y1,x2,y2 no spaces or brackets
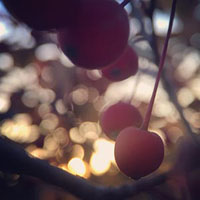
90,138,116,176
67,158,89,178
1,114,39,143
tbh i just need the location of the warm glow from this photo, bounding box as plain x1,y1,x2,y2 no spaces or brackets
79,121,101,141
68,158,87,177
164,126,183,144
0,94,10,113
29,148,50,159
38,104,51,117
153,101,176,117
69,127,86,144
43,135,59,152
55,99,67,114
1,115,39,143
93,138,115,163
59,163,68,171
38,88,56,104
53,127,69,146
71,144,85,159
189,78,200,100
89,138,116,175
104,72,158,104
40,113,59,131
148,128,166,145
90,152,111,176
190,112,200,128
71,87,89,105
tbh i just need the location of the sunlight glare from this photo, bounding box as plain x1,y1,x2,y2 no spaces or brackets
68,158,87,177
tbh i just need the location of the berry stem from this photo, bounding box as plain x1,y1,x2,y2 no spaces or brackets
120,0,131,7
141,0,177,130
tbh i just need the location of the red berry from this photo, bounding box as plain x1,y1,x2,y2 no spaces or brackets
2,0,79,30
101,45,138,81
114,127,164,179
58,0,129,69
100,102,143,139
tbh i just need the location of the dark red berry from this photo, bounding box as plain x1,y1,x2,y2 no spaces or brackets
114,127,164,179
100,101,143,139
2,0,79,30
58,0,129,69
101,45,138,81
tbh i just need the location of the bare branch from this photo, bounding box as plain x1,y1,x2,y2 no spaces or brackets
0,136,168,199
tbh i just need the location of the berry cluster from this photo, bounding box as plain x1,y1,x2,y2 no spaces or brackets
100,0,177,179
3,0,177,180
100,100,165,179
100,101,143,140
3,0,139,81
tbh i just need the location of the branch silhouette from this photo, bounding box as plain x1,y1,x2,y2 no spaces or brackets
0,136,168,200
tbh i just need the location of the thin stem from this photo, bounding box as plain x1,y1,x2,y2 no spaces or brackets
121,0,131,7
141,0,177,130
146,1,196,141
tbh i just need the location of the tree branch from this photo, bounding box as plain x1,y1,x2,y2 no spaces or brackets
0,136,168,199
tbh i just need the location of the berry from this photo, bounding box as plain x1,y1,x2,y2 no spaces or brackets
58,0,129,69
100,102,142,139
2,0,79,30
114,127,164,179
101,45,138,81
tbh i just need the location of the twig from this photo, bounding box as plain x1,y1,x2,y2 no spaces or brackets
141,0,177,130
131,0,196,139
146,1,197,141
120,0,132,7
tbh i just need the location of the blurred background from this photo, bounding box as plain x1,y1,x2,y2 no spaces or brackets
0,0,199,199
